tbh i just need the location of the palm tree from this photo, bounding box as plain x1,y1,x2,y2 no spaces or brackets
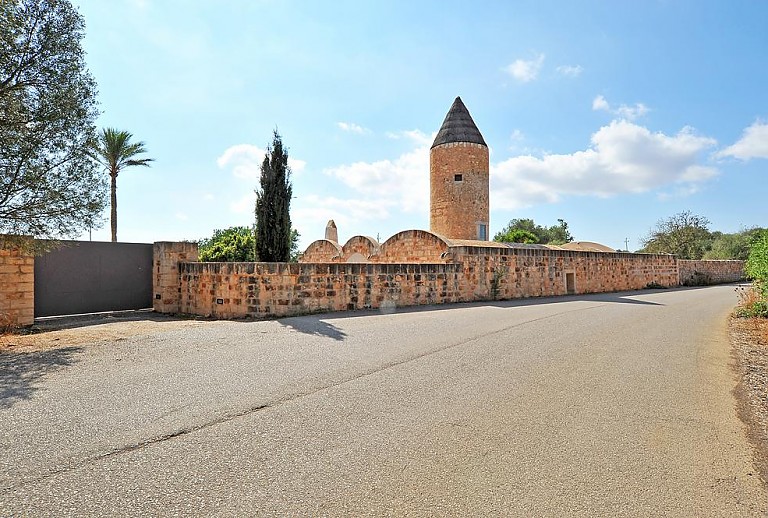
94,128,154,242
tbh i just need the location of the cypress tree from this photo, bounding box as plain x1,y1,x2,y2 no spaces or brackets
255,131,293,262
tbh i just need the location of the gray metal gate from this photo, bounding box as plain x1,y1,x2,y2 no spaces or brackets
34,241,153,317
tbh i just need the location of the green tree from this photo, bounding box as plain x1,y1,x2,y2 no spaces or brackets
746,230,768,298
546,218,574,245
493,228,539,244
639,211,712,259
94,128,154,242
493,218,573,245
703,228,766,260
199,226,256,262
255,131,293,262
0,0,105,241
289,228,301,262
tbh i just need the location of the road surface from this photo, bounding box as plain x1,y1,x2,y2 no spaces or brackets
1,285,765,516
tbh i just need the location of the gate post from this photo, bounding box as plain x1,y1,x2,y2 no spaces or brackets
0,237,34,328
153,242,198,314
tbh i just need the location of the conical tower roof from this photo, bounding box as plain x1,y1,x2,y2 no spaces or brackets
431,96,487,149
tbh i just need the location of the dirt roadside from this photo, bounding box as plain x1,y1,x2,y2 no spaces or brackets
0,311,225,352
730,314,768,490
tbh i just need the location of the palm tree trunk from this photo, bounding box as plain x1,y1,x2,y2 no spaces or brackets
110,173,117,242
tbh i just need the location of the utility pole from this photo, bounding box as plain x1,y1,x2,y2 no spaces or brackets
624,237,629,251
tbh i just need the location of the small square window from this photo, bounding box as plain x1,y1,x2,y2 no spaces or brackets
454,174,463,182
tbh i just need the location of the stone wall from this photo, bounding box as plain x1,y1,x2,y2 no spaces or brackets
678,259,745,286
153,241,199,314
178,262,462,319
0,248,34,327
451,246,678,300
166,245,680,320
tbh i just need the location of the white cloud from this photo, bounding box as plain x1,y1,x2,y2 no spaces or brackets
230,192,256,215
556,65,583,77
217,144,307,180
504,54,545,83
592,95,610,111
337,122,370,134
175,212,188,221
717,121,768,160
509,129,525,142
323,140,430,214
592,95,649,121
615,104,649,120
290,129,436,247
491,120,718,210
385,129,433,146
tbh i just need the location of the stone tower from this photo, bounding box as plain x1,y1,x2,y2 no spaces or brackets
430,97,490,241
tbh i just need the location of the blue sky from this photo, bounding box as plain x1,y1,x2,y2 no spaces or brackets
75,0,768,251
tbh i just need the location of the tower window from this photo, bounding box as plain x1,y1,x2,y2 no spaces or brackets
478,223,488,241
454,174,463,182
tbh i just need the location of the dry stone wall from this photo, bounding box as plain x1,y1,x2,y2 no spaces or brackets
451,246,678,300
178,262,461,319
164,243,681,320
678,259,745,285
0,248,34,327
153,241,199,314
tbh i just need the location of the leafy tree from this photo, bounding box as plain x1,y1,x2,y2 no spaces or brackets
547,218,574,245
746,230,768,298
703,228,766,260
199,226,256,262
94,128,154,242
198,225,300,262
289,228,301,262
639,211,712,259
255,131,293,262
494,218,573,245
493,228,539,244
0,0,105,240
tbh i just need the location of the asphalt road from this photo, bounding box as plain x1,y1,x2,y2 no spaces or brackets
1,286,766,516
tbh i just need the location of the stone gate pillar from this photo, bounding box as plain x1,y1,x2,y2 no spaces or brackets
153,242,198,314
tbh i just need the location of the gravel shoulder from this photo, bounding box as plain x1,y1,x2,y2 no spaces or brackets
0,311,222,352
730,314,768,489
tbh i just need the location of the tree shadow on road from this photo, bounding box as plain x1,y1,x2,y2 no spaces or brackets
278,317,348,341
0,346,82,409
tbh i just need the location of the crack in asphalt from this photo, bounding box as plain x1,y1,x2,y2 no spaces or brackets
1,302,606,493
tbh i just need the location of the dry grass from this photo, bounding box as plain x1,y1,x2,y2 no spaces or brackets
730,290,768,489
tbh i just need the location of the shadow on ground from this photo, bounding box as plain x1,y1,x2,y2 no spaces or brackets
0,346,82,409
278,318,348,341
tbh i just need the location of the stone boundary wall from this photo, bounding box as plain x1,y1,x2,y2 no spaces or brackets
153,241,199,314
452,246,678,300
0,248,34,327
163,244,680,319
678,259,745,286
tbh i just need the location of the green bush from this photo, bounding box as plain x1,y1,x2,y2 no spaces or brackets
199,226,256,262
735,299,768,318
746,230,768,298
